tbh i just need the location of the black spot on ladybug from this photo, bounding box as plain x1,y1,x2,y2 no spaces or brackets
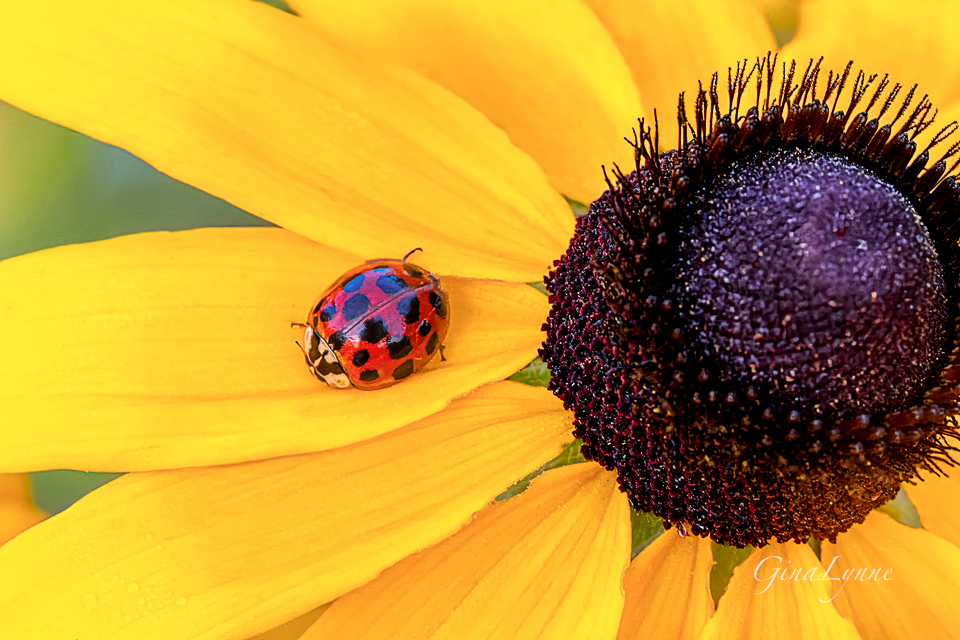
393,359,415,380
315,354,345,377
387,335,413,359
328,330,347,351
376,274,406,295
319,305,336,323
429,290,447,319
352,349,370,367
405,266,424,279
397,295,420,324
426,332,439,355
342,274,365,293
342,294,370,322
359,369,380,382
418,319,432,337
359,317,389,344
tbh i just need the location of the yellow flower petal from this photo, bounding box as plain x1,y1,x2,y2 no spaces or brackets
785,0,960,111
821,511,960,638
290,0,644,204
0,0,572,282
902,435,960,548
904,470,960,548
243,604,331,640
617,533,714,639
0,475,44,546
701,542,861,640
0,228,548,472
582,0,776,143
300,464,630,640
0,382,572,640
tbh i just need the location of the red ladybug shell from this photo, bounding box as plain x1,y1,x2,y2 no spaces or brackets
305,259,449,390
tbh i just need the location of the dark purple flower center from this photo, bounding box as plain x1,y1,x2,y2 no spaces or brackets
541,57,960,547
678,148,947,420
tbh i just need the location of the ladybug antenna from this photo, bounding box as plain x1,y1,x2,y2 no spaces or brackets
403,247,423,263
294,340,305,354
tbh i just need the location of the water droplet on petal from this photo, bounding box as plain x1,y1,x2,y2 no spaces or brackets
82,593,98,612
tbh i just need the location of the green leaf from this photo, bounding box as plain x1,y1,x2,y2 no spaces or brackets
710,541,754,606
809,538,822,559
507,356,551,388
30,470,123,516
631,510,665,557
496,440,585,501
877,486,922,528
565,195,590,218
527,281,548,296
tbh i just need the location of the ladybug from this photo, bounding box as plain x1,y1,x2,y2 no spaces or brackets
297,249,449,390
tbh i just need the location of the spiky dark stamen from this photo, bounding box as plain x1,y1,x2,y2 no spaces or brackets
541,55,960,547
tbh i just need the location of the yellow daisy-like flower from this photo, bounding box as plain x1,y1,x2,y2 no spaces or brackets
1,0,960,638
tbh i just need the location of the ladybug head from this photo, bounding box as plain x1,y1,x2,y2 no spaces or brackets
302,326,351,389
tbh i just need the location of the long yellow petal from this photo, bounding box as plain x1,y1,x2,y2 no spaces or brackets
582,0,776,144
617,533,714,639
290,0,643,204
785,0,960,112
821,511,960,638
0,475,44,546
0,228,548,472
0,0,572,282
904,470,960,548
301,464,630,640
701,542,861,640
243,605,331,640
901,435,960,548
0,382,572,640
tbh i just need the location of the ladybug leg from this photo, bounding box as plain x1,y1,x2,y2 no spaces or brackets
439,343,447,362
402,247,423,263
294,340,313,366
292,322,319,365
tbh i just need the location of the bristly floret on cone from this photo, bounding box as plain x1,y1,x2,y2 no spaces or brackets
541,54,960,547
